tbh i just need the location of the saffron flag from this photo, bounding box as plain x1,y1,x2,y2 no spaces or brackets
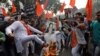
12,3,16,14
2,8,7,16
60,2,66,12
86,0,92,21
70,0,75,8
36,1,43,17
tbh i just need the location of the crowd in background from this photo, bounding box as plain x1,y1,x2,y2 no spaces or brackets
0,10,100,56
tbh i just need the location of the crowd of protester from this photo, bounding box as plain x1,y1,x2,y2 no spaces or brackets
0,10,100,56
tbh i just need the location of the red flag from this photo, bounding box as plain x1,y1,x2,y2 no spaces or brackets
12,3,16,14
60,2,66,12
86,0,92,21
70,0,75,8
36,2,43,17
2,8,7,16
22,22,32,35
43,0,49,9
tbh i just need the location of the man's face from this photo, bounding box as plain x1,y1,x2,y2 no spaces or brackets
96,13,100,19
76,14,81,18
96,13,100,22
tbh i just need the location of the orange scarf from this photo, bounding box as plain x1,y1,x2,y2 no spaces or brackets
24,25,32,35
71,31,78,48
21,21,32,35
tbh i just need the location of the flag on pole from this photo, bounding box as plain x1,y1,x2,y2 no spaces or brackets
70,0,76,8
2,8,7,16
12,2,16,14
36,1,43,17
86,0,92,21
60,2,66,12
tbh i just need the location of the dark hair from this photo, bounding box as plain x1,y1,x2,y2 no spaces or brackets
80,17,84,22
21,15,28,20
71,21,78,27
96,10,100,16
76,12,82,16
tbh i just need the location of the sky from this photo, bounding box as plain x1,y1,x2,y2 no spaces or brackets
60,0,87,9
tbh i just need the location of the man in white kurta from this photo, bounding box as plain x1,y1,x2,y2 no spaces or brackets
6,15,45,56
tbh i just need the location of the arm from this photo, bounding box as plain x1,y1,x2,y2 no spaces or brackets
28,25,43,34
6,21,19,36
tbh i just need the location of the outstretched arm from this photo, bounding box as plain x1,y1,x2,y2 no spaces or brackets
28,25,43,34
6,21,19,37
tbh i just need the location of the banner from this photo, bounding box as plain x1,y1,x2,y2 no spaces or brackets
60,2,66,12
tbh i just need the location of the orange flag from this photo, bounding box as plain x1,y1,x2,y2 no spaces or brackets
36,1,43,17
60,2,66,12
2,8,7,16
43,0,49,9
86,0,92,21
70,0,75,8
12,2,16,14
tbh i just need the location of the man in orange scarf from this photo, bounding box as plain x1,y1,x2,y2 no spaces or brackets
6,15,47,56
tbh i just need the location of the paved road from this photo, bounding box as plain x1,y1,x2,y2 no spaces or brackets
59,44,93,56
59,48,71,56
34,42,93,56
